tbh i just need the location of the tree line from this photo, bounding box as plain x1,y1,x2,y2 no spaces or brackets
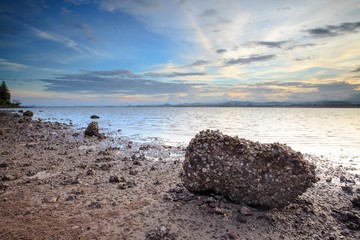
0,81,21,107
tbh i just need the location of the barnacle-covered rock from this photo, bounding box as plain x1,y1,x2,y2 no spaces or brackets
182,130,317,209
84,121,105,140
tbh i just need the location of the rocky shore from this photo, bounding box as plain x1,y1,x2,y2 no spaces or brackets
0,110,359,239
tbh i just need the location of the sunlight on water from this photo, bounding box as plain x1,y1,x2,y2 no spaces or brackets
22,107,359,169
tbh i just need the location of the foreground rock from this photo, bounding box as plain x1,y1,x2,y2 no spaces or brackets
182,130,317,209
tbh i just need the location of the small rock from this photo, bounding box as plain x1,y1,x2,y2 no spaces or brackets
236,213,247,223
1,174,16,181
23,110,34,117
109,175,120,183
87,169,95,175
88,202,101,209
342,186,353,194
240,206,254,216
0,162,8,168
326,178,332,183
90,115,100,119
352,196,360,209
65,195,76,201
153,180,161,186
340,176,347,183
228,232,238,239
129,169,138,175
118,183,127,190
126,180,137,188
145,226,175,240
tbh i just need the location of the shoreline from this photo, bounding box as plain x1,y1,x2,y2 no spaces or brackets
1,110,359,239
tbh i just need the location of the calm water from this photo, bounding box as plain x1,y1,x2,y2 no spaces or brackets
17,106,359,157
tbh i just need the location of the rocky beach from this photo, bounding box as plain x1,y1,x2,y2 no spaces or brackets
1,110,360,240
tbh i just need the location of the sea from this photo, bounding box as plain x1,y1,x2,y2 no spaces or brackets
10,106,360,171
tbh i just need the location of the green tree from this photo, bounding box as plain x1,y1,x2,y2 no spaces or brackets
0,81,11,105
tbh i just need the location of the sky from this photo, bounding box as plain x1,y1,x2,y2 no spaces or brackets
0,0,360,106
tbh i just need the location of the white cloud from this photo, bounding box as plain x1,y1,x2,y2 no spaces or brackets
0,59,26,70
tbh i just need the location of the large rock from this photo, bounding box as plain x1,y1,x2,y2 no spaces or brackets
181,130,317,209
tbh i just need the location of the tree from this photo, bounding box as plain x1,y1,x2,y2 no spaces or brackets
0,81,11,103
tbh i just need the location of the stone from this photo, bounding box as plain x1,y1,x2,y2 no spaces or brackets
352,196,360,209
23,110,34,117
90,115,100,119
85,121,100,137
240,206,254,216
181,130,317,209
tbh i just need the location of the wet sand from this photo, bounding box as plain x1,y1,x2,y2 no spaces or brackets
0,110,359,239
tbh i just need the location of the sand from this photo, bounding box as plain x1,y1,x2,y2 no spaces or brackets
0,110,359,240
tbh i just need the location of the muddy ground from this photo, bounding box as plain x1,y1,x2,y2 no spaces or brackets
0,110,360,239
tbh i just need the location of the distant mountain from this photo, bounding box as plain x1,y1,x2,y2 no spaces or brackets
151,100,360,107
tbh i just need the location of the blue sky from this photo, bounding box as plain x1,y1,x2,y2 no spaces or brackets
0,0,360,106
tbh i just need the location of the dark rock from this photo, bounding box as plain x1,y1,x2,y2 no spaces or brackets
85,121,102,137
331,209,360,230
23,110,33,117
0,183,8,193
90,115,100,119
88,202,101,209
181,130,317,209
342,186,353,194
109,175,120,183
1,174,17,181
129,169,138,175
0,162,8,168
352,196,360,209
236,213,247,223
126,180,137,188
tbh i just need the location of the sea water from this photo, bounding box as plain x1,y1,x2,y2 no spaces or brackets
12,106,360,170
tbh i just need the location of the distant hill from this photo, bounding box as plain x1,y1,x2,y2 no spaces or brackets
146,100,360,108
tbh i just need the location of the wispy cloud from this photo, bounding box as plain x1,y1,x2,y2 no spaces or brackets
305,21,360,37
41,70,201,95
99,0,161,12
224,54,275,65
255,41,290,49
188,60,211,67
0,59,26,70
145,71,206,78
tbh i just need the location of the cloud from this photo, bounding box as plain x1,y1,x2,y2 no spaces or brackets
201,9,218,17
292,56,314,62
30,26,96,54
224,54,275,65
352,67,360,72
64,0,92,5
0,59,26,70
71,22,97,42
188,60,210,67
305,21,360,37
41,70,201,95
227,81,360,102
216,49,227,54
256,41,289,48
99,0,161,12
145,71,206,78
285,43,316,50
